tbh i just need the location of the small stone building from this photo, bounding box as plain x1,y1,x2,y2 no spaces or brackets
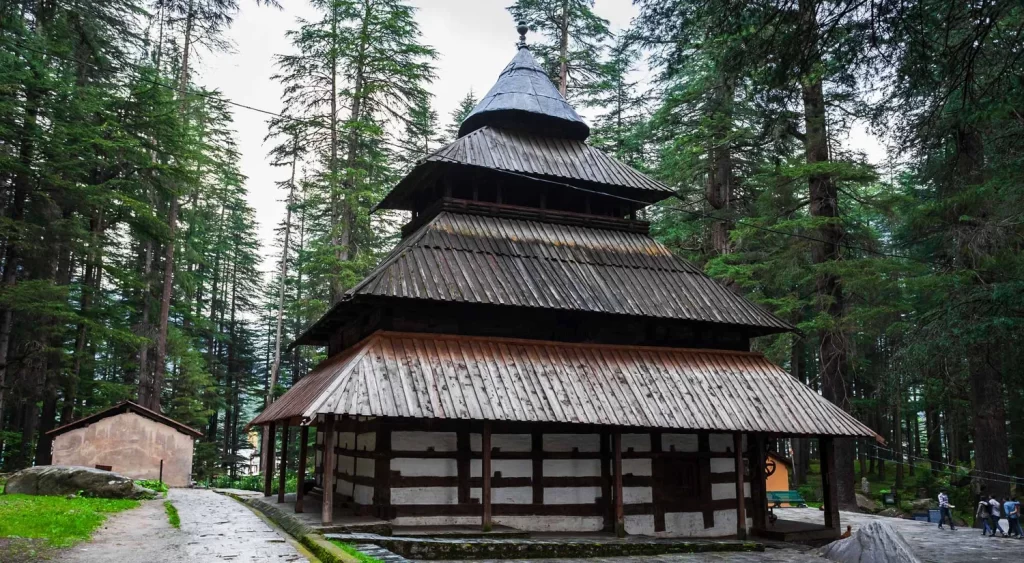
46,401,202,487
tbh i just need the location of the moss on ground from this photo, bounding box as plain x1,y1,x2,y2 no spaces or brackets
328,540,384,563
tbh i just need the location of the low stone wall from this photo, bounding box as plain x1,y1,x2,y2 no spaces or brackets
326,532,765,560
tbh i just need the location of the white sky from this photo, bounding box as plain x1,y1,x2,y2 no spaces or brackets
198,0,883,274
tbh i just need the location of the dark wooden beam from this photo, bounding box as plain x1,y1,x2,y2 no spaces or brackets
457,430,470,503
613,431,624,537
321,415,337,525
263,422,276,497
651,431,665,532
295,426,309,513
600,431,611,531
374,424,393,519
821,436,840,531
532,432,543,504
734,433,747,539
749,434,767,530
698,433,714,528
278,424,289,503
482,422,492,531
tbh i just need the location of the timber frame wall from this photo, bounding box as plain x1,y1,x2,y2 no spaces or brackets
314,415,762,537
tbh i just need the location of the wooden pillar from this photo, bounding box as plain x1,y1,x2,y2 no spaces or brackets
600,431,612,531
749,433,767,531
457,430,470,503
482,422,492,531
821,436,840,532
531,432,543,504
734,433,747,539
651,431,665,532
374,423,392,519
262,422,276,497
278,424,289,503
295,426,309,513
613,431,625,537
321,415,337,525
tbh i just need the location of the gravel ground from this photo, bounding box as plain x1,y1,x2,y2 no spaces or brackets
54,489,308,563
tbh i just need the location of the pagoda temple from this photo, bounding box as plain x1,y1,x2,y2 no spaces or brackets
250,24,876,541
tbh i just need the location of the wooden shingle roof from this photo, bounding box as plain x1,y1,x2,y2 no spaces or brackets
253,331,878,440
46,401,203,438
375,127,672,211
294,210,793,346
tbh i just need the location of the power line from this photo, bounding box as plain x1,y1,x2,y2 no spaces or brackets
870,443,1023,483
860,452,1021,489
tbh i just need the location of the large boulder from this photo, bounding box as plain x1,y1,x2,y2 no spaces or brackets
856,493,879,513
3,466,155,499
909,498,932,511
820,521,922,563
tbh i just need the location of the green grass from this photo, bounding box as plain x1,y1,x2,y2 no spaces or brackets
137,479,169,496
329,540,384,563
163,500,180,528
0,494,139,548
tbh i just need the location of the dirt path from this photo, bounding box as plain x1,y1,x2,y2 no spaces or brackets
55,489,309,563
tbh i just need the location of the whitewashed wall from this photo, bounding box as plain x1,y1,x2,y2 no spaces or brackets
386,430,753,537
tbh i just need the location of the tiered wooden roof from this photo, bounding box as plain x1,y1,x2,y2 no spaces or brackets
260,30,875,441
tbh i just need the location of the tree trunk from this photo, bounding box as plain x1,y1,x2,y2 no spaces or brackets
328,3,343,300
791,337,808,486
151,0,195,412
969,342,1010,498
268,139,298,406
707,74,735,256
800,2,854,504
557,0,569,97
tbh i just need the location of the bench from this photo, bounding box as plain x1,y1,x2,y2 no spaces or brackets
766,490,808,524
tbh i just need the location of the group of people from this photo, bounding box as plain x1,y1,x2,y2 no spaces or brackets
976,495,1023,538
937,490,1022,537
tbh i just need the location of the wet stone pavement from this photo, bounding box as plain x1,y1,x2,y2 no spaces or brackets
57,488,308,563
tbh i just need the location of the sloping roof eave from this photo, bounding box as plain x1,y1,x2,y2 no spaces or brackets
46,401,204,439
249,331,879,441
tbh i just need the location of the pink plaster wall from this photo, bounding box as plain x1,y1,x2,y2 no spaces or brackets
51,412,195,486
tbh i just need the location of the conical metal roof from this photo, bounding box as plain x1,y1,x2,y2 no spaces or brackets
457,46,590,141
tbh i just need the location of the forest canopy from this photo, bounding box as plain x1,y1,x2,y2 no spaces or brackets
0,0,1020,504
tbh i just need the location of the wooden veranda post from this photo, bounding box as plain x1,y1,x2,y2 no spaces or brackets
613,431,624,537
482,421,492,531
278,424,289,503
322,415,337,525
821,436,840,533
263,422,276,497
749,434,767,531
295,425,309,513
734,433,747,539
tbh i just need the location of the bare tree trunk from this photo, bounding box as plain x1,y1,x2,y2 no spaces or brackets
327,3,343,300
151,0,195,412
707,75,735,256
557,0,569,97
268,139,298,406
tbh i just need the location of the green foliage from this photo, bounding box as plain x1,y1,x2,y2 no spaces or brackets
164,500,180,529
136,480,169,495
329,540,385,563
210,472,298,494
0,494,138,548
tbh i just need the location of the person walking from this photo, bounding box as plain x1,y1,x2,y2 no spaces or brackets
1006,497,1023,538
978,497,994,535
937,490,956,530
989,496,1007,537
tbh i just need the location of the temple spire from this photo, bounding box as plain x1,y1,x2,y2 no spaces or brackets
456,20,590,140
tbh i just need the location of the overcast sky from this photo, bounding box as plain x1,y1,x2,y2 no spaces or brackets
199,0,640,273
197,0,883,275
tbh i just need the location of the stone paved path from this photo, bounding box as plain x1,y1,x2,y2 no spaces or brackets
777,507,1024,563
56,489,309,563
423,549,823,563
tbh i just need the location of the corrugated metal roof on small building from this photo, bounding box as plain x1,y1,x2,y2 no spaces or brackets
348,211,792,330
251,331,877,439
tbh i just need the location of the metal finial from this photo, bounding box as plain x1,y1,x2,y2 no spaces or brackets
517,20,529,49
